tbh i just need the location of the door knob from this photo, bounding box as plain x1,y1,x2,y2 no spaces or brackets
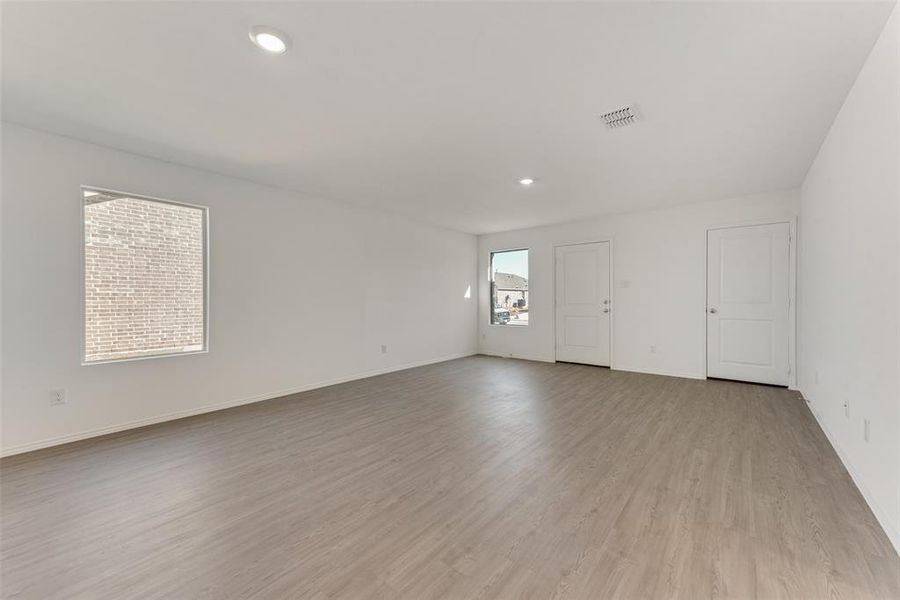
602,299,609,305
708,307,717,314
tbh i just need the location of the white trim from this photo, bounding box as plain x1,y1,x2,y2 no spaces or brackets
612,364,705,381
478,355,703,380
80,185,211,365
478,350,554,363
706,216,797,232
804,395,900,555
552,238,615,367
704,217,798,388
0,352,475,458
81,348,209,366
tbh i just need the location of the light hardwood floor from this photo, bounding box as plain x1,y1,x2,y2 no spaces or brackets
2,356,898,599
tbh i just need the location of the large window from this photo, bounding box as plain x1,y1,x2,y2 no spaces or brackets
490,248,529,326
82,188,208,363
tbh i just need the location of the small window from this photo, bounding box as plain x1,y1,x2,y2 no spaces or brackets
490,249,529,326
82,188,208,363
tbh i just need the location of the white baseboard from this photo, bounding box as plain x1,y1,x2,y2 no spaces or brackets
477,351,555,363
478,354,705,380
612,364,705,381
1,352,476,458
803,393,900,556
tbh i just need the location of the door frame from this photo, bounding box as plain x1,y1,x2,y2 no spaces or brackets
553,238,615,367
704,217,797,389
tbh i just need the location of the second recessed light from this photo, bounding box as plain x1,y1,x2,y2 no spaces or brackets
518,178,535,186
249,26,290,54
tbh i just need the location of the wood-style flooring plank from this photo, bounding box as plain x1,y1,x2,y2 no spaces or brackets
2,356,898,599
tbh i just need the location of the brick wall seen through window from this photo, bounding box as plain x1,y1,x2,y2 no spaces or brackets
83,189,207,363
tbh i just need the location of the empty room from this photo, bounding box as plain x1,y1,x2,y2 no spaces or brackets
1,1,898,598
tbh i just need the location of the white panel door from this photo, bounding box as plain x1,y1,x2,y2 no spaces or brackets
555,242,611,366
707,223,790,385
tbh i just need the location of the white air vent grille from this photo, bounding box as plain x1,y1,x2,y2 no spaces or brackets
598,105,638,129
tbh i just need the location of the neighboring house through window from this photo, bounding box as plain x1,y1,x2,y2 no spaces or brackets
489,248,529,326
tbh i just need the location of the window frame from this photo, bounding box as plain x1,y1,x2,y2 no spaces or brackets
80,185,210,365
488,247,530,328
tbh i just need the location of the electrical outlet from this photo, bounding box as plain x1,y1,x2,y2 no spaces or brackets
380,344,388,354
50,389,67,406
844,399,850,419
864,419,870,442
649,345,657,354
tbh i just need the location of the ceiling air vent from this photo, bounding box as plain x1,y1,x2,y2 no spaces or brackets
598,105,638,129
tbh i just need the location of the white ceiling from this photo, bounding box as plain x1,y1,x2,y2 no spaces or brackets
2,1,894,234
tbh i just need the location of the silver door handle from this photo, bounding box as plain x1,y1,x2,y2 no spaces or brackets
708,307,717,314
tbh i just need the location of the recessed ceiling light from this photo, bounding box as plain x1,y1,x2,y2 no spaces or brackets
518,178,535,186
249,26,290,54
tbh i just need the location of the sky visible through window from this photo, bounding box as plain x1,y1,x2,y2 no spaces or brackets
491,249,528,277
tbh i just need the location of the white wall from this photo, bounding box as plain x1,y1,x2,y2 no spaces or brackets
798,4,900,553
478,189,799,380
0,123,478,455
